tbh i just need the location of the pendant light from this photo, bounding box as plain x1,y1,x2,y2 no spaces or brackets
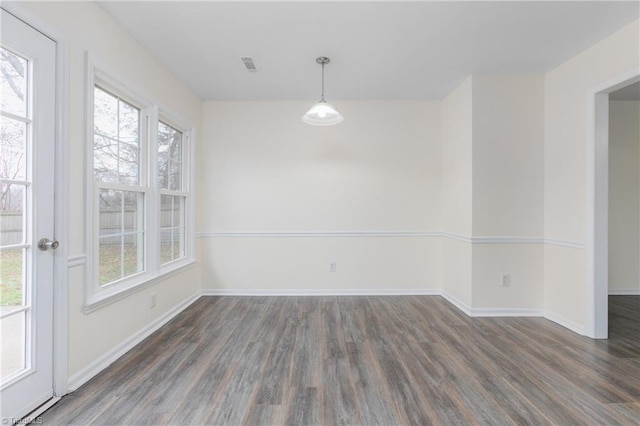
302,56,344,126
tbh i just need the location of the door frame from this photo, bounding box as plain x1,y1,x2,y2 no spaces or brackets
1,3,69,399
586,67,640,339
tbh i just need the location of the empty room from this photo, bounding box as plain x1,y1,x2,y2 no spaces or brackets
1,1,639,424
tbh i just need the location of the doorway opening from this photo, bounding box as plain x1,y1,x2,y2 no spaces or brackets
588,69,640,339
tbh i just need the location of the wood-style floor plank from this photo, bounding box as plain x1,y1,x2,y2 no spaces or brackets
41,295,640,425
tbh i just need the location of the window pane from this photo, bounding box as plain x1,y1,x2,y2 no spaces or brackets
0,48,27,117
94,86,140,184
0,116,26,181
158,122,182,190
160,195,172,228
94,135,119,183
99,189,121,237
169,160,182,191
123,232,144,277
119,100,139,144
0,311,26,379
0,248,24,306
119,142,139,185
122,191,143,234
98,190,144,286
160,228,172,265
172,196,185,227
93,87,118,139
99,235,122,285
94,87,118,138
159,195,186,265
173,227,185,260
0,185,24,245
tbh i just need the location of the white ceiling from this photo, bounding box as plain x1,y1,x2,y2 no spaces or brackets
98,1,639,101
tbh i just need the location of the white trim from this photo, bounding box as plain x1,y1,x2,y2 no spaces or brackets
82,260,197,314
470,307,543,317
471,236,544,244
23,397,61,423
201,288,441,297
608,288,640,296
53,36,69,399
440,232,471,243
543,311,587,336
67,255,86,268
586,67,640,339
196,231,440,239
440,291,472,315
195,231,584,248
543,238,585,249
68,292,200,391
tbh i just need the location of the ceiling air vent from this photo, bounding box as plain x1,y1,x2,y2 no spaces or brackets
240,56,257,72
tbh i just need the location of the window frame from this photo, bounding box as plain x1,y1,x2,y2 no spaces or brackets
84,59,195,312
156,114,191,268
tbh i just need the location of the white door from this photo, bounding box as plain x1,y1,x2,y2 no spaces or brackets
0,8,57,419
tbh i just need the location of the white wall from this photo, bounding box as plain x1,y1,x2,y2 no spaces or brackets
200,101,442,292
16,2,203,381
471,76,544,237
544,20,639,329
471,76,544,309
609,100,640,295
441,78,473,305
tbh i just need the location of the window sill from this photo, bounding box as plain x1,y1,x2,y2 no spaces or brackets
82,258,197,314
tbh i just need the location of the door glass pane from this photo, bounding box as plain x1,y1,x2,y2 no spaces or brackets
0,47,27,117
0,184,24,245
0,311,26,378
0,248,24,306
0,116,26,180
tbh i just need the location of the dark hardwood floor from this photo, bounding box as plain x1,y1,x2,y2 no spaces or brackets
41,296,640,425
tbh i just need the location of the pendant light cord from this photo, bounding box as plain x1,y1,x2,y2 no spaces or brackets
321,61,325,102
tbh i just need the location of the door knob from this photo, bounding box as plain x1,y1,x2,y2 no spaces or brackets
38,238,59,251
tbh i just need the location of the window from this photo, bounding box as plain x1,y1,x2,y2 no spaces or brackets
86,69,193,309
94,86,145,285
158,121,187,265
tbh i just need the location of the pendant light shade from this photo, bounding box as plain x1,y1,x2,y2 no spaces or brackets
302,100,344,126
302,57,343,126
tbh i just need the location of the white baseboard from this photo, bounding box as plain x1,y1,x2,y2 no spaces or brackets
608,288,640,295
440,291,473,315
67,292,201,391
201,288,442,297
470,307,543,317
440,292,542,317
542,311,586,336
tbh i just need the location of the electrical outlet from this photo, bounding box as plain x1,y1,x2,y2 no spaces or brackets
150,293,157,309
329,261,336,272
500,273,510,287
